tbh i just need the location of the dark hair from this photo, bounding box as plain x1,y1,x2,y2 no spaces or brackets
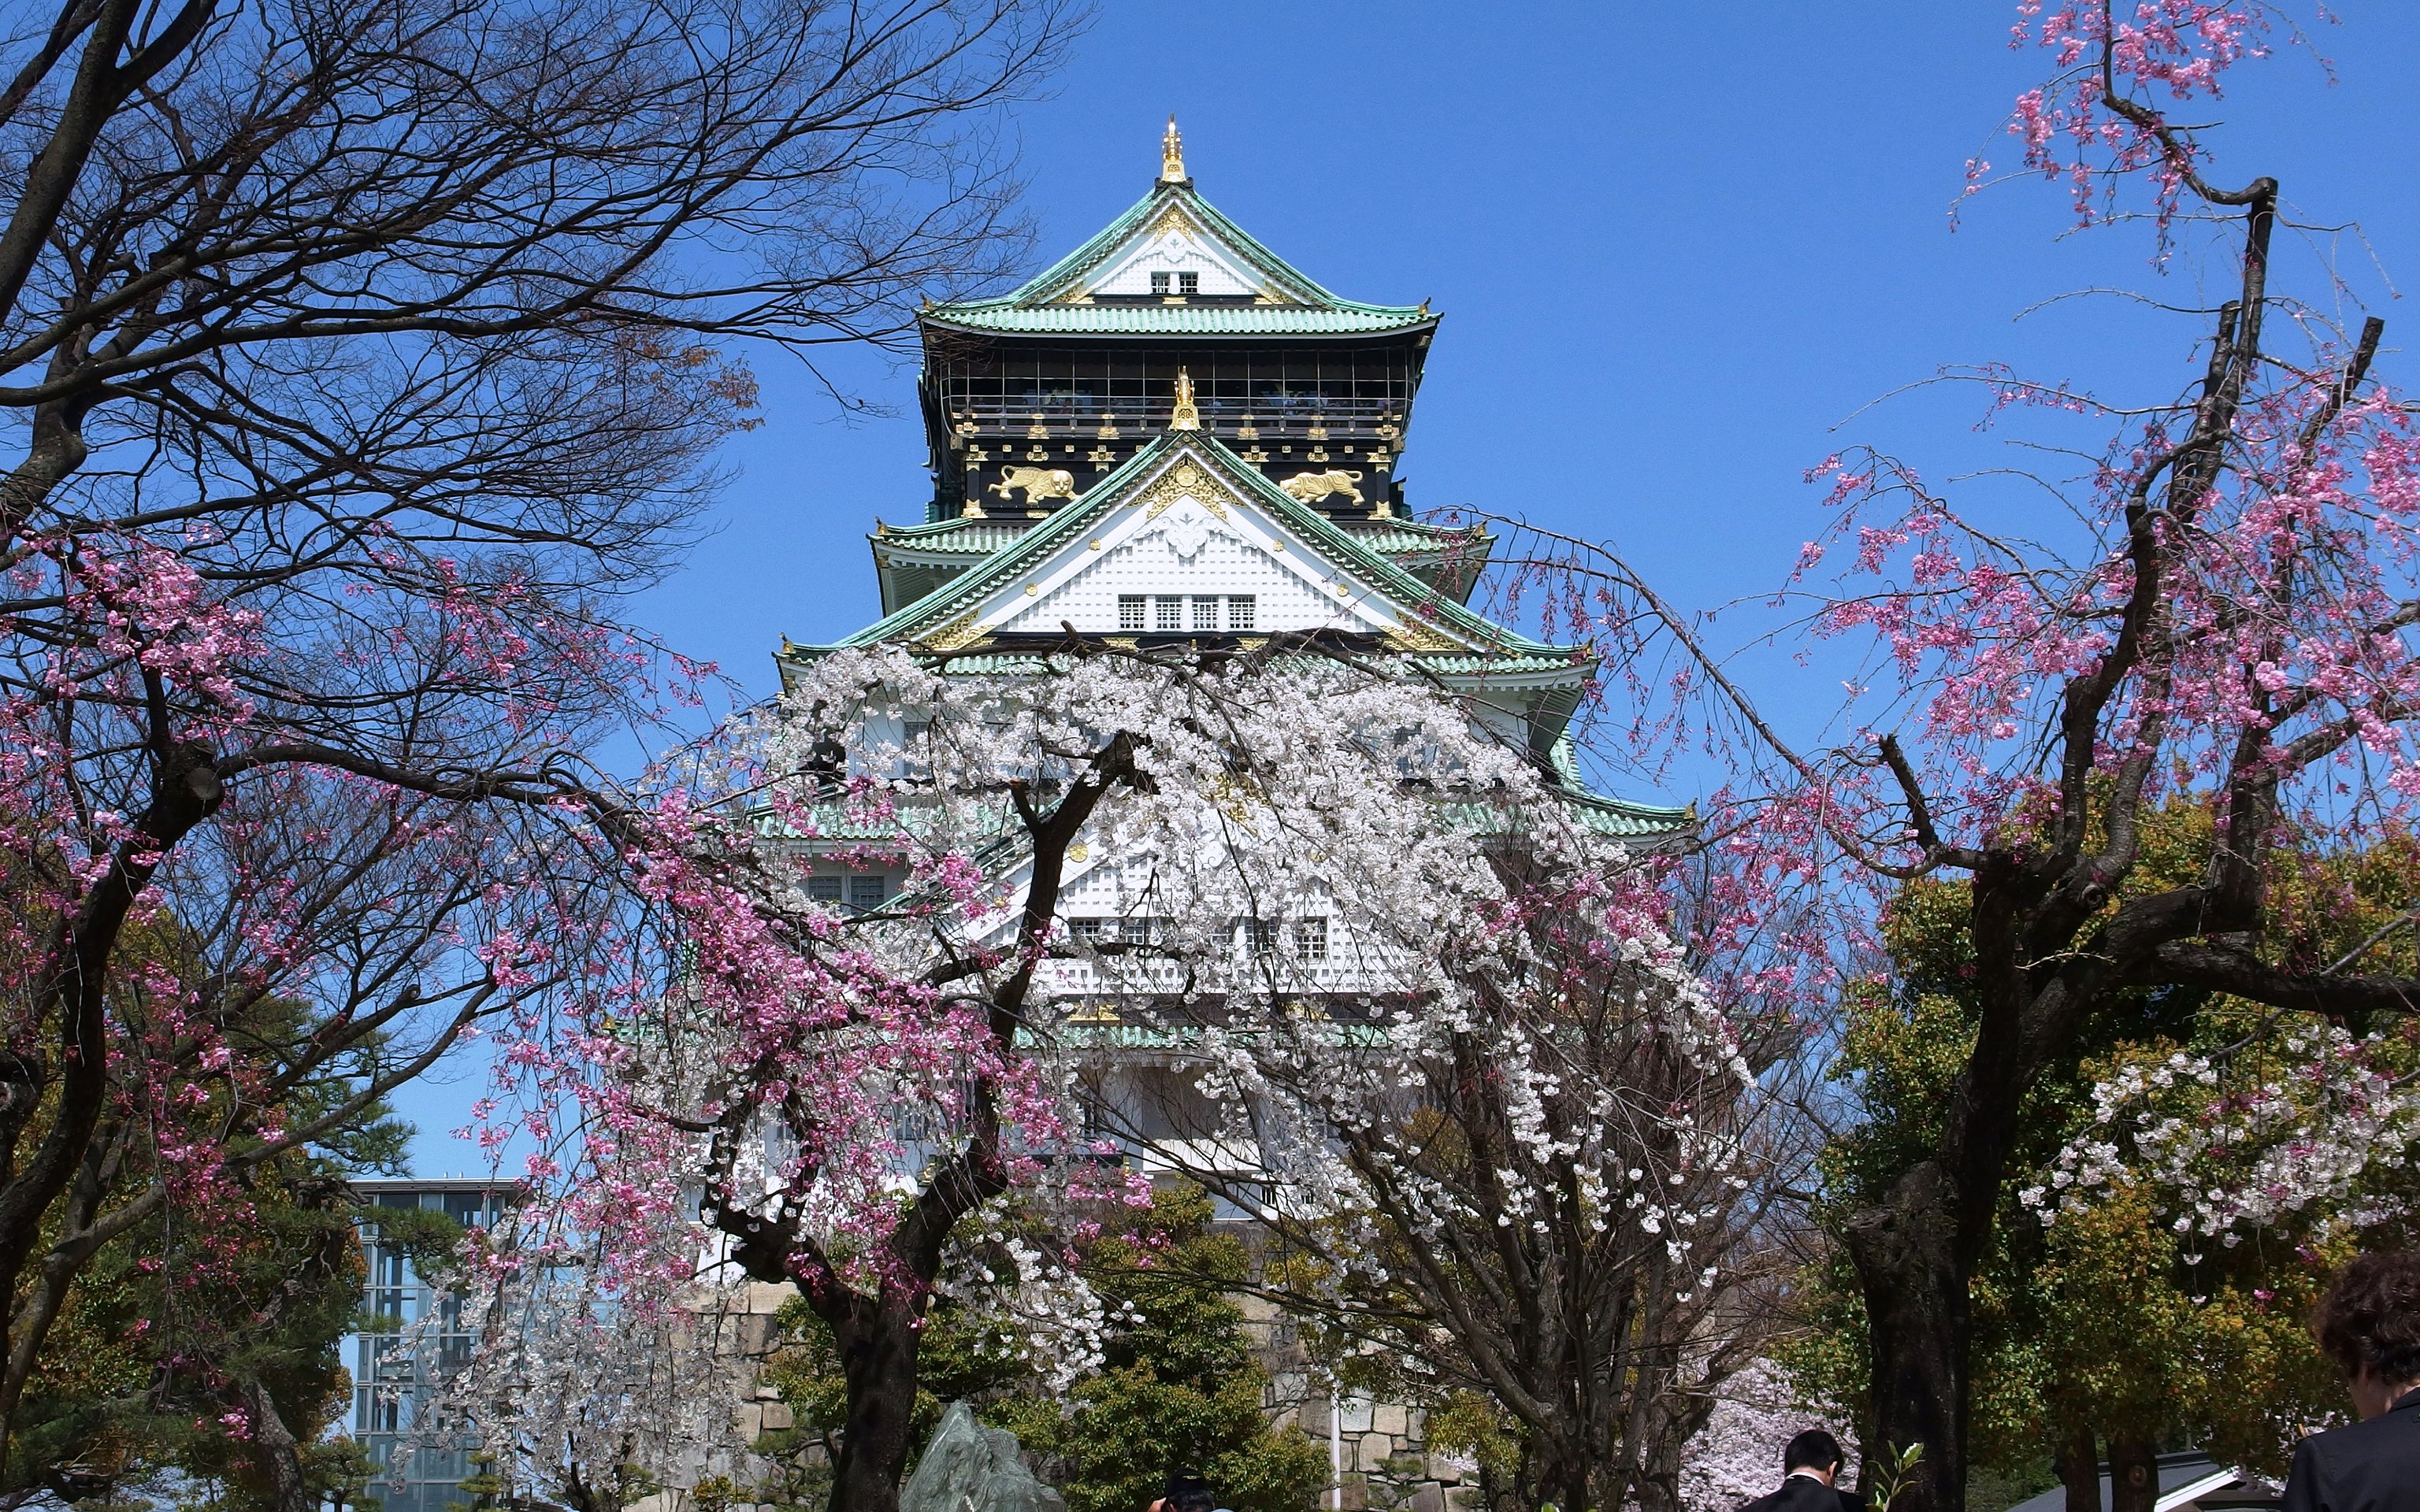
1165,1474,1212,1512
2316,1251,2420,1386
1784,1430,1844,1474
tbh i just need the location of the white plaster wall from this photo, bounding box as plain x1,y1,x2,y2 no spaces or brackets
1086,224,1262,298
996,510,1373,636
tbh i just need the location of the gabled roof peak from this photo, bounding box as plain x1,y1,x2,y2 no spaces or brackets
922,162,1434,339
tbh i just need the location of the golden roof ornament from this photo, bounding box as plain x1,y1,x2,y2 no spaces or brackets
1160,114,1186,183
1169,367,1200,431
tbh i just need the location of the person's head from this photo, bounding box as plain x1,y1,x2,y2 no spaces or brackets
1164,1474,1212,1512
1783,1430,1844,1484
2316,1251,2420,1419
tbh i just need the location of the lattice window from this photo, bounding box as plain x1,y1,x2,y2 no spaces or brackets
1294,917,1328,964
1150,271,1171,295
807,875,843,905
1178,271,1199,295
1227,595,1256,631
849,874,888,911
1119,595,1146,632
1155,595,1183,632
1192,595,1220,631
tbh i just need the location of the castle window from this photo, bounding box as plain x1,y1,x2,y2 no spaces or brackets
1240,918,1276,958
1192,595,1219,631
1071,917,1106,943
1294,917,1328,964
1178,271,1199,295
1150,271,1171,295
1227,595,1256,631
1119,595,1146,631
849,874,889,912
1154,595,1182,631
807,876,844,906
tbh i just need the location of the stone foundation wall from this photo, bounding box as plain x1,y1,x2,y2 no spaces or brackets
685,1280,1481,1512
1234,1294,1483,1512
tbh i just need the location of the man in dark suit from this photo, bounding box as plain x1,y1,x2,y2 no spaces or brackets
2281,1251,2420,1512
1733,1429,1864,1512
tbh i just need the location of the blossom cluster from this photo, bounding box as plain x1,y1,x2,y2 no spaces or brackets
2024,1031,2420,1247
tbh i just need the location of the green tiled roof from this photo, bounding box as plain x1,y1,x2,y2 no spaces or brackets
924,303,1431,337
798,428,1566,662
872,518,1034,555
1342,519,1493,555
923,180,1432,340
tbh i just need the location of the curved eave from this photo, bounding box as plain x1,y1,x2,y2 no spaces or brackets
920,309,1438,341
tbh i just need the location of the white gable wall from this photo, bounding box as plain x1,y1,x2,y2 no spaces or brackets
1078,215,1269,299
963,464,1435,641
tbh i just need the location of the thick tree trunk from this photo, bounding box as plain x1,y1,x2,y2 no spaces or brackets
826,1289,927,1512
239,1379,313,1512
2056,1423,2099,1512
1844,1163,1968,1512
2106,1436,2158,1512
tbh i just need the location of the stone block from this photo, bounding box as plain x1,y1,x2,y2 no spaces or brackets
1412,1486,1446,1512
735,1402,763,1436
761,1402,794,1431
747,1280,799,1314
1372,1405,1408,1438
1338,1396,1375,1433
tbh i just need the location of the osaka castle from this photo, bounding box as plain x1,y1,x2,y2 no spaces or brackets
773,119,1686,951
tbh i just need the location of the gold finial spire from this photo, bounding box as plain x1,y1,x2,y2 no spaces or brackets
1160,114,1186,183
1169,368,1200,431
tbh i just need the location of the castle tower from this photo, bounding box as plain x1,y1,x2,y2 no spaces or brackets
915,120,1436,525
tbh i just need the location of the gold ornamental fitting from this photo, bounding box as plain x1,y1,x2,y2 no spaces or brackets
1160,115,1186,183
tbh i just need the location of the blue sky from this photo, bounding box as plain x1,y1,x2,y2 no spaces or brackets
392,2,2420,1171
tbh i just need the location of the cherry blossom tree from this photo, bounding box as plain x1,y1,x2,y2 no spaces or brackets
1464,6,2420,1509
0,0,1078,1486
472,639,1753,1512
1120,841,1816,1512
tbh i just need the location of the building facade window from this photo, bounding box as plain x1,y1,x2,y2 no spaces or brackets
1227,595,1256,631
1149,271,1171,295
1154,595,1183,631
1177,271,1199,295
1119,595,1146,631
807,875,844,905
1294,917,1328,964
849,874,889,911
1192,595,1220,631
350,1182,510,1512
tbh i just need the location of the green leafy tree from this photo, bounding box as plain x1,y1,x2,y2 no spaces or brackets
1798,802,2415,1510
5,958,414,1512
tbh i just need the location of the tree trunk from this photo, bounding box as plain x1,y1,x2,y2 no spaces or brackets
240,1379,313,1512
1844,1163,1968,1512
2106,1436,2158,1512
1631,1455,1683,1512
2056,1422,2099,1512
826,1288,927,1512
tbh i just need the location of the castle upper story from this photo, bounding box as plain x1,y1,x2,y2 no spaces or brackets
915,120,1435,527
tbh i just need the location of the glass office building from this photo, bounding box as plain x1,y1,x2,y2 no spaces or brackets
350,1179,510,1512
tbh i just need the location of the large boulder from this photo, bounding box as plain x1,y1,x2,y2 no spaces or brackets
900,1402,1067,1512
